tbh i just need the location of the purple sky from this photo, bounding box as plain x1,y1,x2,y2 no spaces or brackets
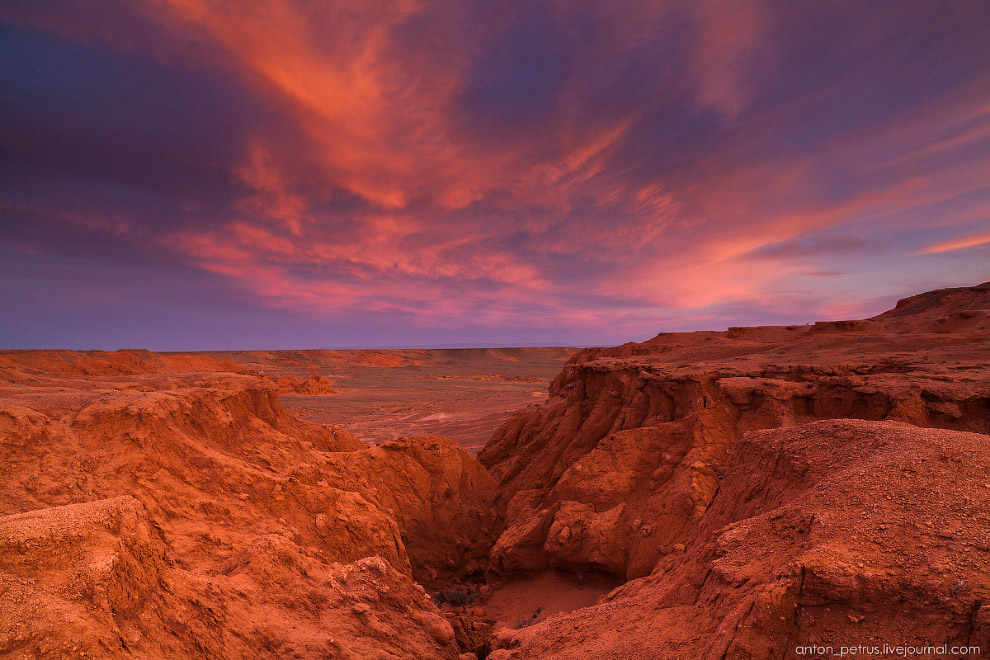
1,1,989,350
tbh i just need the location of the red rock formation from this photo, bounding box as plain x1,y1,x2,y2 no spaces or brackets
3,282,989,659
0,370,498,659
0,496,465,659
272,372,337,395
478,282,990,657
0,348,242,378
481,282,990,584
488,420,990,658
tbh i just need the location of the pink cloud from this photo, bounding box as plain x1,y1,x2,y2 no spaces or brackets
917,230,990,255
3,0,989,347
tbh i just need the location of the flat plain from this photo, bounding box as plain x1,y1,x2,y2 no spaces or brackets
203,347,576,453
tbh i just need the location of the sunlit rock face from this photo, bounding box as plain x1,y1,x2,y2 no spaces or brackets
0,365,498,659
480,283,990,658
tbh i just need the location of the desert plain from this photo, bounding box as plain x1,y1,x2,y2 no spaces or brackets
2,282,990,659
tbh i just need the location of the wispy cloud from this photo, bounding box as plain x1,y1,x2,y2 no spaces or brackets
1,1,989,348
917,230,990,255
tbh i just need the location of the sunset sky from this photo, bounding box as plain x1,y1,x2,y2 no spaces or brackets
2,1,989,349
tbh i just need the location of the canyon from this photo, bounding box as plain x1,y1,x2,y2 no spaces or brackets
1,282,989,659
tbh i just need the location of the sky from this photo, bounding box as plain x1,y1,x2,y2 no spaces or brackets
1,1,989,350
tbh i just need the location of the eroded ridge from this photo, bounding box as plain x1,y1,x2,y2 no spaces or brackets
1,373,498,659
480,282,990,658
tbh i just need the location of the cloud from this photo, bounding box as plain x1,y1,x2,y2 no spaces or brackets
748,236,878,260
2,1,990,348
917,230,990,255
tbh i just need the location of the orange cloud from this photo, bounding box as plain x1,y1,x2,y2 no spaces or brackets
917,230,990,255
234,141,309,235
60,0,770,216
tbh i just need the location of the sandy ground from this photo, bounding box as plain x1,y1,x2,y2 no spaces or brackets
479,570,620,628
210,347,577,453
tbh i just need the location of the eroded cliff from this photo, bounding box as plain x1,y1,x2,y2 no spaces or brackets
0,372,498,659
487,420,990,659
2,282,989,660
480,283,990,584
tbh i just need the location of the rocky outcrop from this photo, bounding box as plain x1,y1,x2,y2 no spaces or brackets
481,283,990,583
0,348,242,379
0,497,466,659
0,372,499,659
272,373,337,395
489,420,990,658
